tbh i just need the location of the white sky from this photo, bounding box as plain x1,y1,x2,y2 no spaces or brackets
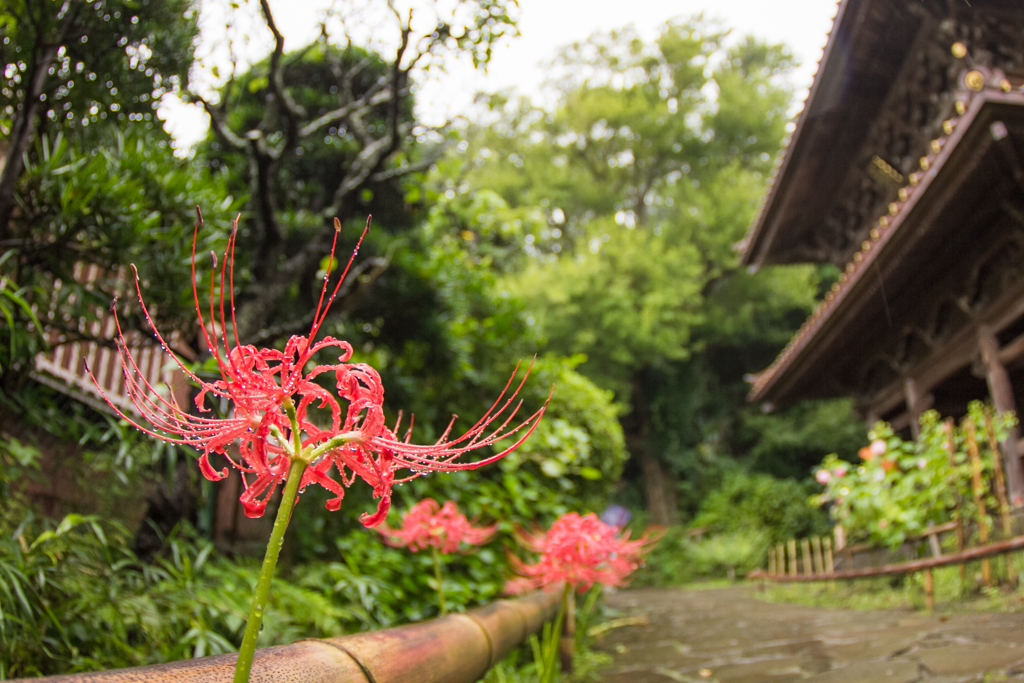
160,0,840,150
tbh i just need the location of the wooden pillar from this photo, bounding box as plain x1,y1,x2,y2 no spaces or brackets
978,326,1024,507
904,378,923,440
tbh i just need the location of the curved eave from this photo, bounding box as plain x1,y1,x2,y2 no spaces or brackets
749,84,1024,404
738,0,847,268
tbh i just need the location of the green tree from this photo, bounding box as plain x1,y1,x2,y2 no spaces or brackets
0,0,215,381
194,0,519,342
188,1,629,550
0,0,197,234
453,19,828,522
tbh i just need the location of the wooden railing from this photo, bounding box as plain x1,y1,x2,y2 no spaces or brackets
751,519,1024,609
19,591,560,683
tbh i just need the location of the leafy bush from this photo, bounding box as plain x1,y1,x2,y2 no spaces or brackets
630,469,828,585
814,402,1014,548
685,532,768,580
690,470,829,545
2,508,496,677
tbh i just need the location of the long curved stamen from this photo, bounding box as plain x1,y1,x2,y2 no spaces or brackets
308,215,372,341
227,216,244,354
191,208,221,369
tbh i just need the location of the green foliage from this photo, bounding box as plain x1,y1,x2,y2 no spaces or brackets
630,526,697,585
685,531,768,579
440,18,828,525
0,0,197,137
742,399,866,479
692,470,830,545
0,252,40,373
461,19,803,393
633,470,829,585
814,403,1016,549
507,228,704,394
1,127,242,377
1,509,495,677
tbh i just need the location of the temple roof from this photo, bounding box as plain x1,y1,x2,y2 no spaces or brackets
748,87,1024,405
739,0,1024,269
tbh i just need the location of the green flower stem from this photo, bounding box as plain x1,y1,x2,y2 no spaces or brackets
576,584,602,651
305,430,362,463
432,546,447,616
541,583,572,683
233,458,308,683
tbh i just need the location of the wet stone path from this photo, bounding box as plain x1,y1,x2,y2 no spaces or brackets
596,586,1024,683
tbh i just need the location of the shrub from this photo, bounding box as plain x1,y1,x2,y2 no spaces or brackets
691,470,829,545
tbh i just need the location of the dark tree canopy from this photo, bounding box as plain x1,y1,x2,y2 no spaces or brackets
193,0,519,343
0,0,198,234
0,0,223,381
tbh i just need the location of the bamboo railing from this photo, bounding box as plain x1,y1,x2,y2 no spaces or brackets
23,590,561,683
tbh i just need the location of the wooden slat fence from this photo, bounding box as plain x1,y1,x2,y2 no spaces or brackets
31,262,191,417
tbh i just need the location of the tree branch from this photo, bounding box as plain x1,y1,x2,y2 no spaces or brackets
368,155,439,183
257,0,306,148
194,93,248,150
246,255,389,345
297,80,395,139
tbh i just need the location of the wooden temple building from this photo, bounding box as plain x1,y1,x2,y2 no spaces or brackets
739,0,1024,502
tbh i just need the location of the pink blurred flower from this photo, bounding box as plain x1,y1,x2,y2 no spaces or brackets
833,465,848,477
510,512,657,593
870,440,887,456
89,213,547,525
815,469,832,485
378,499,496,554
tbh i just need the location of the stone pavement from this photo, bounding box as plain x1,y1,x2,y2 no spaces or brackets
596,586,1024,683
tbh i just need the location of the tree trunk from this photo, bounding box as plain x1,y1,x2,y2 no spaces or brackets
640,451,677,526
627,370,678,526
0,51,57,238
0,7,80,239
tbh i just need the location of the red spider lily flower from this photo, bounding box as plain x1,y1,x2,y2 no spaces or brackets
377,498,496,554
510,512,656,592
87,211,548,525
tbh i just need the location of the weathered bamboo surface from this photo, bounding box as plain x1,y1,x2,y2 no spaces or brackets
22,590,561,683
750,534,1024,582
